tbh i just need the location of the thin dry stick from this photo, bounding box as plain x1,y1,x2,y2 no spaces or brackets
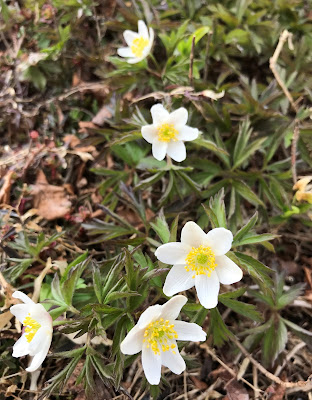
231,335,311,388
274,341,306,377
183,370,188,400
200,343,261,392
269,29,300,183
188,36,195,87
253,365,260,400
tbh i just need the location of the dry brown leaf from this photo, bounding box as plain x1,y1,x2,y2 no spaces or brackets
190,375,208,390
0,170,14,204
78,121,98,133
63,134,81,148
30,170,72,220
0,311,13,330
92,105,112,126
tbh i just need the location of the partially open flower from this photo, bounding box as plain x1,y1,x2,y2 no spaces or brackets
117,20,154,64
155,222,243,309
293,176,312,204
141,104,199,162
120,295,206,385
10,291,53,372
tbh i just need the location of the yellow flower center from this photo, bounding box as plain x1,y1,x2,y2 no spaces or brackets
157,123,178,142
23,314,41,343
131,36,149,58
143,318,178,355
185,245,217,279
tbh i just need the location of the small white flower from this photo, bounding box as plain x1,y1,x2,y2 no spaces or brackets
10,291,53,372
120,295,206,385
155,222,243,309
117,20,154,64
141,104,199,162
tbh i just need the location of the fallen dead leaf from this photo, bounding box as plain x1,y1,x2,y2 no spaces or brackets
190,375,208,390
64,134,81,148
30,170,72,220
0,170,14,204
92,104,112,126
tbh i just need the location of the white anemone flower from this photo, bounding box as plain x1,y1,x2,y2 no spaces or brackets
120,295,206,385
141,104,199,162
117,20,154,64
155,222,243,309
10,291,53,372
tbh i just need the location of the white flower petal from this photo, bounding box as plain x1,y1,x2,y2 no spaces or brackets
178,126,199,141
161,347,186,375
138,20,149,39
30,304,52,327
127,57,142,64
147,27,154,49
152,139,168,161
174,321,206,342
215,255,243,285
167,108,188,127
142,125,157,143
10,304,32,323
155,242,191,265
181,221,207,248
163,265,195,297
29,327,51,356
195,271,220,309
151,104,170,125
26,337,51,372
137,304,162,329
117,47,133,58
160,295,187,321
123,30,139,46
142,345,162,385
12,334,29,358
120,325,145,355
205,228,233,256
12,291,35,305
166,141,186,162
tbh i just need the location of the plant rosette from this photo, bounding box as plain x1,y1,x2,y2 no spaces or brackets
120,295,206,385
141,104,199,162
155,222,243,308
117,20,154,64
10,291,53,372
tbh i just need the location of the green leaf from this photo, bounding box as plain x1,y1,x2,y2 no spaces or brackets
194,137,229,156
150,212,170,244
262,318,287,366
233,252,273,290
208,308,232,346
233,212,258,245
92,263,103,304
282,318,312,348
203,188,227,228
62,257,90,306
277,283,304,309
232,180,264,207
219,295,262,322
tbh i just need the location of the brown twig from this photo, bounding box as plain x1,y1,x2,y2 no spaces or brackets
230,335,312,388
269,30,300,184
200,343,261,392
188,36,195,87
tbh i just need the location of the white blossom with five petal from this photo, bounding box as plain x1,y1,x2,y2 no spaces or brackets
141,104,199,162
155,222,243,309
117,20,154,64
120,295,206,385
10,291,53,372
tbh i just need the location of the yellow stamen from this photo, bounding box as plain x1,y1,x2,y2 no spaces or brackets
131,36,149,58
143,319,178,355
157,123,178,142
185,245,217,278
23,314,41,343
